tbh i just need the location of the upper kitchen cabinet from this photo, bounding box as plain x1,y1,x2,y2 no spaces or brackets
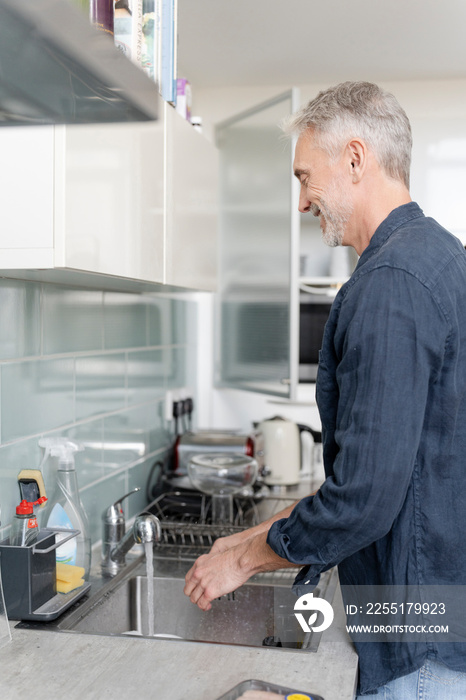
0,125,55,269
0,101,219,292
55,114,165,283
215,90,301,399
165,103,218,292
0,0,158,126
0,0,219,291
0,106,165,286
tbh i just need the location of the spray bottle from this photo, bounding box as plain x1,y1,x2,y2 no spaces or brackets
39,438,91,580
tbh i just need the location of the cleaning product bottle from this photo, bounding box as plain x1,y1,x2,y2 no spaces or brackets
39,438,91,580
10,498,47,547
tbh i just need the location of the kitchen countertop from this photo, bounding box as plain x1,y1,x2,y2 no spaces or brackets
0,482,358,700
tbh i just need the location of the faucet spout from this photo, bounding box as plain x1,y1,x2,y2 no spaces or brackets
107,523,139,566
101,489,161,576
134,512,162,544
102,513,161,576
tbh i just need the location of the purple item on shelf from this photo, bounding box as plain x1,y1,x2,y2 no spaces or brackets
90,0,114,36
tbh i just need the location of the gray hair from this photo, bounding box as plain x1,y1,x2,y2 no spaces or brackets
284,81,412,188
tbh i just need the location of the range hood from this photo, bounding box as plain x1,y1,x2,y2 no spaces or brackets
0,0,158,126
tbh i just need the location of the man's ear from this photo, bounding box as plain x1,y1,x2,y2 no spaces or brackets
347,139,366,183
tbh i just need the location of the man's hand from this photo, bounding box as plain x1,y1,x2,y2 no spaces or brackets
184,497,309,611
183,544,251,611
184,531,298,611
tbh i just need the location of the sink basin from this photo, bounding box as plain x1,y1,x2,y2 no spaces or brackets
70,575,280,645
55,558,337,652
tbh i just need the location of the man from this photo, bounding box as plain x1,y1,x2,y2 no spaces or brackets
184,82,466,698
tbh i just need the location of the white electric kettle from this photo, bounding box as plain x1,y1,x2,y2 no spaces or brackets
258,416,321,486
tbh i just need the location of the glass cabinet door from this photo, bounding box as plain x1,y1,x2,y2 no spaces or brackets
215,89,300,398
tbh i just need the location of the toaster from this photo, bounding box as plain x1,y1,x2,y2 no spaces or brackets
172,430,265,477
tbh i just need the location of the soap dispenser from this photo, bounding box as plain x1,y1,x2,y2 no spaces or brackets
39,438,91,580
10,498,47,547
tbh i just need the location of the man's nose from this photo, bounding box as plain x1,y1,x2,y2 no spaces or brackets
298,189,311,213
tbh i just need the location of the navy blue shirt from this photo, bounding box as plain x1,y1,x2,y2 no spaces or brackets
267,202,466,694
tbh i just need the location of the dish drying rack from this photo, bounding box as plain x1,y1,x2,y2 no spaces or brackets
146,488,338,606
147,489,296,563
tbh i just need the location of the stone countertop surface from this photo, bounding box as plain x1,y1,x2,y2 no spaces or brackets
0,585,357,700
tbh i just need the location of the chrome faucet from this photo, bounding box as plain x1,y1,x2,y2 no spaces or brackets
101,488,161,576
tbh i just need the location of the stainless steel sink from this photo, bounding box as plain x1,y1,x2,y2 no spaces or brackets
55,557,337,652
68,574,279,644
17,491,338,651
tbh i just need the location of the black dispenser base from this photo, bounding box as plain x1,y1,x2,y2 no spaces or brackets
0,528,90,621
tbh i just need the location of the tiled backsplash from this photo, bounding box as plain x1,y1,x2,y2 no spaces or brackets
0,279,197,544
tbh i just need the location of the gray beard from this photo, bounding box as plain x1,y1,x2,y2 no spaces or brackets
317,181,353,248
320,198,353,247
320,205,346,247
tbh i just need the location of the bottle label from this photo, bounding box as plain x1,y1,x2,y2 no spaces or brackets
47,503,77,565
27,517,38,530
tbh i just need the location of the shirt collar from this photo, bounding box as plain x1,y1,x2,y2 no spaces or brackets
356,201,425,268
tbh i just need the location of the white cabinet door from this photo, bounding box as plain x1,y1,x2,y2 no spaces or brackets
56,104,165,283
165,105,218,291
215,90,300,399
0,98,218,292
0,126,55,268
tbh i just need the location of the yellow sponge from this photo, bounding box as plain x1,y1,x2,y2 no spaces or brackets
56,577,85,594
56,563,85,582
56,563,86,593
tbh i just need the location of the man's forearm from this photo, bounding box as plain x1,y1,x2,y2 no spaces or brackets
258,498,302,529
236,494,317,574
209,496,311,556
237,530,302,577
235,497,308,543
